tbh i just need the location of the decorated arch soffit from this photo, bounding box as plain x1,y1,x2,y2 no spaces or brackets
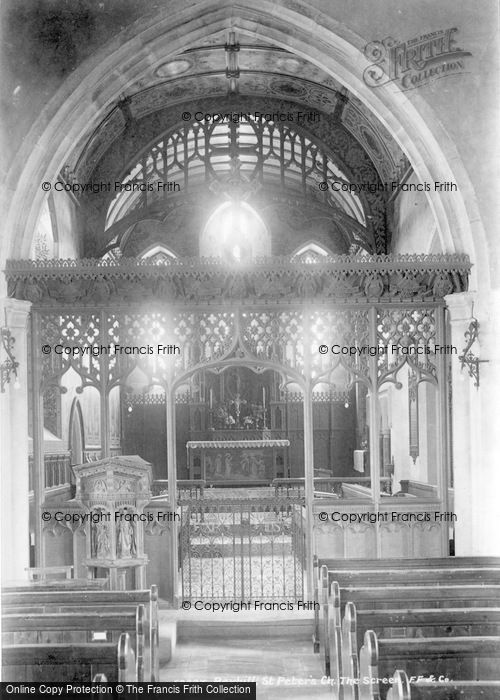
60,23,410,257
73,43,405,187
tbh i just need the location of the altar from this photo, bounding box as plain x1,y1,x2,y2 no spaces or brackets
187,439,290,483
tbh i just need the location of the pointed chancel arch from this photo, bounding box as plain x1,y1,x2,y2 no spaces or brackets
1,0,486,290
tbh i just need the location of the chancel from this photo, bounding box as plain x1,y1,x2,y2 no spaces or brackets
1,0,499,693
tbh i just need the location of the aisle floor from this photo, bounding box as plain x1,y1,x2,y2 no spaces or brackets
159,636,335,699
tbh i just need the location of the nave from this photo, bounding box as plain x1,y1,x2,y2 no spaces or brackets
3,556,500,699
1,0,499,696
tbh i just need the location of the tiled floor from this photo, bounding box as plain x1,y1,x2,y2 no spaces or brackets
159,636,335,699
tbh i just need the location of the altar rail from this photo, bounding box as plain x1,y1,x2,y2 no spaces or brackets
150,477,394,501
152,480,205,501
273,477,393,498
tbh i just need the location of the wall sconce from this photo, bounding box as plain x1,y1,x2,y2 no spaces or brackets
1,327,19,392
459,319,488,388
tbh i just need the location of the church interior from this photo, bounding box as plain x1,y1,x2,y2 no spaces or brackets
1,0,499,696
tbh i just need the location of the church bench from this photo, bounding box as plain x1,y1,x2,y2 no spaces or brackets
385,670,500,700
340,603,500,695
353,607,500,649
328,602,500,696
1,631,136,682
338,584,500,610
3,577,109,592
1,585,159,681
326,584,500,675
1,587,157,607
389,677,500,700
358,630,500,700
317,563,500,587
317,556,500,571
313,560,500,660
1,607,151,680
1,610,138,637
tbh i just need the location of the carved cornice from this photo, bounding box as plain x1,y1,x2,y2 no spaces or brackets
5,254,471,307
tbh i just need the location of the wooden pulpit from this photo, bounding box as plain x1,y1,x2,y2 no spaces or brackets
73,455,152,590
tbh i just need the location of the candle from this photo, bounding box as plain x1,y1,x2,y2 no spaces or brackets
209,388,213,409
262,387,265,407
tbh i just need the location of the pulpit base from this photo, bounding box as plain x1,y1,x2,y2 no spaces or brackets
85,558,148,590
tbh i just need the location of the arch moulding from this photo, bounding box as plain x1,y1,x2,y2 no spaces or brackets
1,0,487,291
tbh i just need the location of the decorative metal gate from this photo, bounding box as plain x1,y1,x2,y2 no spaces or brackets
179,495,305,601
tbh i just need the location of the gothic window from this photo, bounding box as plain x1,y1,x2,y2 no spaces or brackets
200,201,270,261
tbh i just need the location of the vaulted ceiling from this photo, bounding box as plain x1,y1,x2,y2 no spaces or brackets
73,32,406,186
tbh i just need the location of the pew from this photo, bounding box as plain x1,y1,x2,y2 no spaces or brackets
327,597,500,692
312,557,500,655
1,585,159,681
2,631,136,682
337,584,500,610
314,558,500,699
317,556,500,573
354,607,500,648
387,670,500,700
2,605,150,680
315,577,500,668
359,629,500,700
318,559,500,587
3,578,109,592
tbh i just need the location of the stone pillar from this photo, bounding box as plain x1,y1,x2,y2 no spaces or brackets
444,291,492,555
0,298,31,581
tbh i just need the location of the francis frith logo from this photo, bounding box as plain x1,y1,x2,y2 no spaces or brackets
363,28,472,90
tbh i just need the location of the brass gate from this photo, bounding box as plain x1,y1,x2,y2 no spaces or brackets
179,496,305,601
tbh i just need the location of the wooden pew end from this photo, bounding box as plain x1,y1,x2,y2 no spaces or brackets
387,670,411,700
118,632,136,682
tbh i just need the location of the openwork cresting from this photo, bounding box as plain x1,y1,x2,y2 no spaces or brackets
180,495,306,602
